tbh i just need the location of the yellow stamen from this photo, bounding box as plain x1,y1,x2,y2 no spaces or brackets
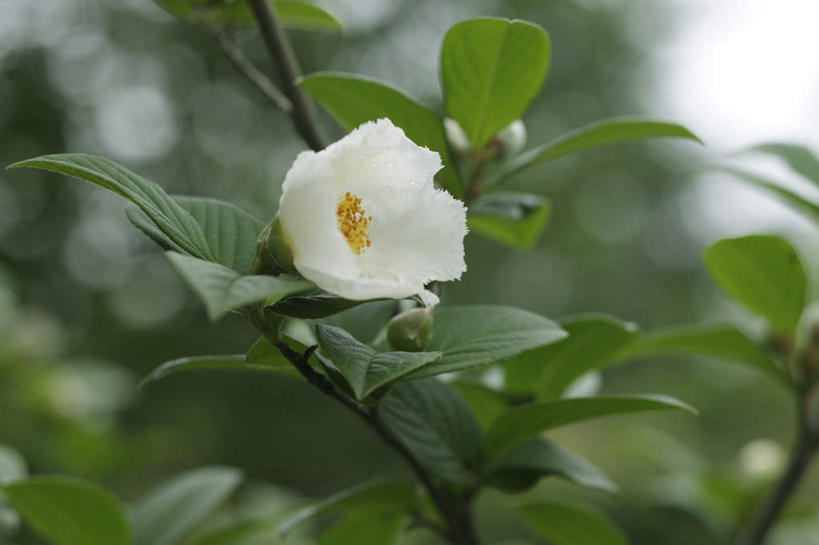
337,192,371,255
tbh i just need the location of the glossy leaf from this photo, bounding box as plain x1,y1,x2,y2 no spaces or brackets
746,142,819,185
483,438,615,493
132,467,242,545
441,18,550,149
277,480,416,535
267,291,366,319
468,192,551,250
406,305,567,379
153,0,341,32
624,324,789,385
166,252,311,320
450,381,508,431
321,300,395,346
140,354,299,389
319,510,406,545
505,314,638,398
520,501,629,545
300,72,462,198
4,477,130,545
492,117,700,184
715,167,819,224
127,196,263,274
186,517,280,545
0,445,26,485
485,395,695,455
10,154,214,261
275,1,342,33
315,325,441,400
377,379,484,484
704,235,806,334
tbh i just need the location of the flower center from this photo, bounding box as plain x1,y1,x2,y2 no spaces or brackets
337,192,372,255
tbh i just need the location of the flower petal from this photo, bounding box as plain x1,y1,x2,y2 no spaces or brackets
277,118,467,301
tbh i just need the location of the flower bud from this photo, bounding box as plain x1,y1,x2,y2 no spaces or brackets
496,120,527,157
443,117,471,154
738,439,786,478
254,216,296,275
387,307,434,352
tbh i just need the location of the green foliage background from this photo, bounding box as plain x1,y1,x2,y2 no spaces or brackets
1,0,817,544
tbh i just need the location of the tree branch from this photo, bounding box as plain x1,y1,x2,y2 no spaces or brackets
247,307,478,544
246,0,327,151
211,30,293,113
734,401,819,545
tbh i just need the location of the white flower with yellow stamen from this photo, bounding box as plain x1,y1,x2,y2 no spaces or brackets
277,118,467,303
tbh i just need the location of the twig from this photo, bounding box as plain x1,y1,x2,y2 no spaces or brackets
211,30,292,112
734,401,819,545
246,0,327,151
247,308,478,544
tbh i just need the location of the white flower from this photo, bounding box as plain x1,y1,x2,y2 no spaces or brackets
277,119,467,303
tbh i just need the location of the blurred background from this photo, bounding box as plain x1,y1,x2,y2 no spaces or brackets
1,0,818,543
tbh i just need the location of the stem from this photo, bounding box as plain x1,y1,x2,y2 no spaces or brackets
211,30,293,112
248,308,479,544
734,401,819,545
246,0,327,151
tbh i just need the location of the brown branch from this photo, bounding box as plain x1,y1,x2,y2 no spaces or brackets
211,30,292,112
734,401,819,545
248,308,477,544
246,0,327,151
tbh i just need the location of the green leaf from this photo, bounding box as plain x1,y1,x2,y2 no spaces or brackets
406,305,567,379
519,500,630,545
713,167,819,225
300,72,462,198
485,395,695,455
492,117,701,184
153,0,250,27
267,291,366,319
441,18,550,149
746,142,819,185
0,445,26,485
245,338,288,368
704,235,806,334
186,517,281,545
320,300,395,345
166,252,311,320
377,379,484,484
505,314,638,398
468,192,551,250
139,354,300,389
450,381,508,431
277,480,416,535
4,477,130,545
133,467,242,545
319,510,406,545
315,325,441,400
127,197,263,274
10,154,215,261
275,1,341,33
483,438,615,493
153,0,341,32
624,324,789,385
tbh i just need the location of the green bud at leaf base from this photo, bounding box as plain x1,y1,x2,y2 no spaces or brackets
254,216,297,276
387,307,434,352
